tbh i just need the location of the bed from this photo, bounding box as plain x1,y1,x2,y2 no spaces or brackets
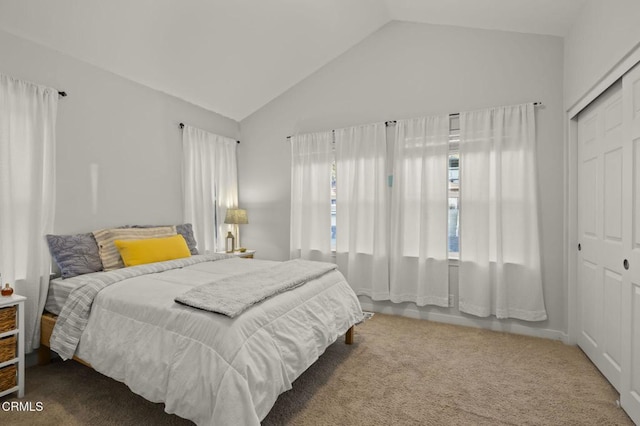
39,253,363,425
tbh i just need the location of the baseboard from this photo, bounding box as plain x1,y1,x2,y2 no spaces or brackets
359,300,570,344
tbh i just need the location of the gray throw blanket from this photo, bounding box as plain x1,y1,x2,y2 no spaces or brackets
175,259,337,317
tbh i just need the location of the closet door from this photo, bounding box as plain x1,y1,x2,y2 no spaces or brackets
621,62,640,423
577,80,624,391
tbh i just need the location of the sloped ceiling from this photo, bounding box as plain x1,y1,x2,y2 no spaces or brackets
0,0,586,121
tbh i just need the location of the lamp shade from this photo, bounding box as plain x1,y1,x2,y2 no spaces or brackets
224,208,248,225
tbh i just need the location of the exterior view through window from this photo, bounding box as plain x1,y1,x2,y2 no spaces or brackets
331,161,337,250
448,116,460,256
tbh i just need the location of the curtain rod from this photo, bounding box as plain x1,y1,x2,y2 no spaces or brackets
286,101,543,139
441,101,544,121
179,123,240,144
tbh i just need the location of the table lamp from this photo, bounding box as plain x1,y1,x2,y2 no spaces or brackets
224,208,248,252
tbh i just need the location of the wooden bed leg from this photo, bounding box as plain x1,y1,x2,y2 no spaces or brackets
345,326,354,345
38,345,51,365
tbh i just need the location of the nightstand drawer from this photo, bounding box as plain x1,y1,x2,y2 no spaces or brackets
0,335,16,363
0,364,17,393
0,306,16,333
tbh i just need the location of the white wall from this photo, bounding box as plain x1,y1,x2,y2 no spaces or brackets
0,29,239,234
564,0,640,110
239,21,566,336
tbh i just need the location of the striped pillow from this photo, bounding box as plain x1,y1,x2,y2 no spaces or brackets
93,226,176,271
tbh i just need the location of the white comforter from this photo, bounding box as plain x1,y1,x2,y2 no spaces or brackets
74,257,362,425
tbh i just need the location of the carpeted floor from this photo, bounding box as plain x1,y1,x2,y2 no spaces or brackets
1,314,633,425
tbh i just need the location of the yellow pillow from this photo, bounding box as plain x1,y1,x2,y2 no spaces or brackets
114,235,191,267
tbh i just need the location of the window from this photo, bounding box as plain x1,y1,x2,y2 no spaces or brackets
448,116,460,257
328,118,460,257
331,160,337,250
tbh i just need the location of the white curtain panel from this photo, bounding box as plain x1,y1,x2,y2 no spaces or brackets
290,132,333,262
0,74,57,352
182,125,238,253
458,103,547,321
334,123,389,299
390,115,450,306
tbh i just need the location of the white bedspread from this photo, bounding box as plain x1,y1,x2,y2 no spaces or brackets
73,257,363,426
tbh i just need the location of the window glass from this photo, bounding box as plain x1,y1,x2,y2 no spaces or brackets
331,160,337,250
448,123,460,256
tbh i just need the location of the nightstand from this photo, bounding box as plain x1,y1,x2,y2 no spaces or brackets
0,294,26,398
216,250,256,259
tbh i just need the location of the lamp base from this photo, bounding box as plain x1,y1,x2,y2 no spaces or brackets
225,231,235,253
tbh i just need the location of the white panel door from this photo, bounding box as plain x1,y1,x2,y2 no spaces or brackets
621,62,640,424
577,80,624,391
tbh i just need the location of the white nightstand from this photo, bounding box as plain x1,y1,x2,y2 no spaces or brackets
216,250,256,259
0,294,26,398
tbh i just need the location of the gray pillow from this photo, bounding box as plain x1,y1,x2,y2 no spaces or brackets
129,223,198,255
46,233,103,278
176,223,199,255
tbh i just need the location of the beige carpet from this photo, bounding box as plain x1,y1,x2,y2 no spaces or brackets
1,314,633,425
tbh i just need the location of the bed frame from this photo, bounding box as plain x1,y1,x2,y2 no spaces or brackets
38,312,354,366
39,312,91,366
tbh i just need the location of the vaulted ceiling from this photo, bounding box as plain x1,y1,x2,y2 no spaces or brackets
0,0,586,121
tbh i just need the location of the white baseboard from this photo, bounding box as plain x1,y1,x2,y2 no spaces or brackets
359,300,570,344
